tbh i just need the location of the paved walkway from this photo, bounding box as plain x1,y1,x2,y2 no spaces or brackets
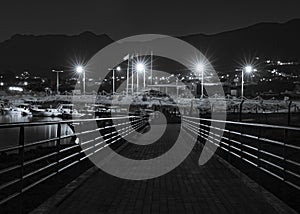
51,124,280,214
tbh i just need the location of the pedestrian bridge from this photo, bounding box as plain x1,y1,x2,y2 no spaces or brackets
0,115,299,213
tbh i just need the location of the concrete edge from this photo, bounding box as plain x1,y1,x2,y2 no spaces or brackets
213,154,298,214
29,141,130,214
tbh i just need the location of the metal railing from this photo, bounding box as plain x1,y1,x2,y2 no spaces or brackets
0,115,147,210
182,115,300,192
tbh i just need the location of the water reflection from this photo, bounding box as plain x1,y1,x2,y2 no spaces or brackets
0,115,74,149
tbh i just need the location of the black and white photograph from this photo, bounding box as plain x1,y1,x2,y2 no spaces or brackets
0,0,300,213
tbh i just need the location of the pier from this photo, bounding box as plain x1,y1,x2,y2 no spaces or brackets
0,114,299,213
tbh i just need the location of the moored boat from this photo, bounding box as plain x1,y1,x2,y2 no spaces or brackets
30,105,62,117
59,104,85,119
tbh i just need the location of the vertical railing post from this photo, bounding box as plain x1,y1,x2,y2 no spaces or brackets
198,116,202,144
227,129,231,163
288,101,292,126
283,127,288,200
256,127,262,181
18,126,25,214
239,100,244,122
239,124,243,175
56,123,61,182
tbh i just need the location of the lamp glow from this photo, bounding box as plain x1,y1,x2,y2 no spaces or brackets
245,66,253,73
136,63,145,72
76,66,84,73
196,63,204,72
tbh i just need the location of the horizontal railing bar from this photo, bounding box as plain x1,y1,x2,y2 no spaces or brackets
184,118,288,149
259,137,285,146
0,192,20,206
59,133,77,140
0,117,147,208
0,116,140,128
285,181,300,191
286,159,300,167
22,121,141,195
22,172,57,193
74,120,132,137
260,158,284,170
0,117,142,153
185,124,289,182
242,157,258,167
24,138,59,148
24,151,57,166
0,144,22,153
58,160,79,172
0,164,21,175
285,143,300,150
59,144,80,153
80,122,141,155
23,162,57,179
196,126,286,181
242,150,257,159
59,152,81,163
286,170,300,179
259,166,284,180
0,178,21,191
184,119,300,156
183,115,300,131
260,150,284,160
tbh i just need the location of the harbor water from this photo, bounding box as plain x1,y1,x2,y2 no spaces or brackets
0,114,74,149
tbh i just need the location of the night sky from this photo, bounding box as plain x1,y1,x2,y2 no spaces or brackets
0,0,299,42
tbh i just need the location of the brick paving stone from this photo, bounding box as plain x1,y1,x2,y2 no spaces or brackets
51,124,281,214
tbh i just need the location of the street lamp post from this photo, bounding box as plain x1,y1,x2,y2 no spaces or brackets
241,65,253,99
196,63,204,98
52,69,63,95
136,63,145,93
76,66,85,95
109,66,121,95
150,51,153,86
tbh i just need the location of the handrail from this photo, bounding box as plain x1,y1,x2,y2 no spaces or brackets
0,115,148,211
0,115,138,129
182,115,300,193
183,115,300,132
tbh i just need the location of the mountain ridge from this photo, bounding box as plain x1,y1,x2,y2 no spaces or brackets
0,19,299,77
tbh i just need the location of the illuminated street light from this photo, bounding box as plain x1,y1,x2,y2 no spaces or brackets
241,65,253,99
76,66,83,73
196,63,205,98
76,66,85,94
245,66,253,73
136,63,145,72
136,63,146,91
